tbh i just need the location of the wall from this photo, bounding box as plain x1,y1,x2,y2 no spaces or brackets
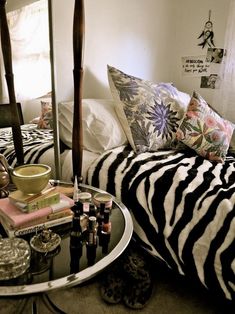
171,0,230,108
53,0,230,109
83,0,174,98
53,0,174,102
6,0,38,11
6,0,231,108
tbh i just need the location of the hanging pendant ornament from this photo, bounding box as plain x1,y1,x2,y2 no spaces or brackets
198,10,215,49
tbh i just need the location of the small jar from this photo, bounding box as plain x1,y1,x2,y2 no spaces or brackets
78,192,92,214
0,237,31,280
93,192,113,211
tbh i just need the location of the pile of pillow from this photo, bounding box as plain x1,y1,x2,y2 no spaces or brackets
37,100,53,129
107,65,235,163
29,96,53,130
58,64,234,163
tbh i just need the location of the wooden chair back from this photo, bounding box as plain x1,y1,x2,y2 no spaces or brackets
0,103,24,128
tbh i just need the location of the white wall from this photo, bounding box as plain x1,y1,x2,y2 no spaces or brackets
53,0,230,109
83,0,174,98
6,0,231,109
52,0,74,103
53,0,175,102
171,0,230,106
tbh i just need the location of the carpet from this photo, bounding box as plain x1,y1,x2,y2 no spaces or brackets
0,260,233,314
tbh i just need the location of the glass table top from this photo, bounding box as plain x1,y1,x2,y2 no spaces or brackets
0,183,133,296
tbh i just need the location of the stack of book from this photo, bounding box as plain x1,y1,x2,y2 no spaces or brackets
0,187,74,237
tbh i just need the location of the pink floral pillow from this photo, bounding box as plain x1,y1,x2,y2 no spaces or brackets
176,91,234,162
37,101,53,129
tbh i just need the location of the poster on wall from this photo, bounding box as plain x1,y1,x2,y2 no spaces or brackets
200,74,221,89
200,47,224,89
206,48,224,63
181,56,210,76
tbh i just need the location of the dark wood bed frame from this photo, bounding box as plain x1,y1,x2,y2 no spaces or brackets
0,0,84,181
0,0,24,166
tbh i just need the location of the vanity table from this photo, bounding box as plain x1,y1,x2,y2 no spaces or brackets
0,183,133,313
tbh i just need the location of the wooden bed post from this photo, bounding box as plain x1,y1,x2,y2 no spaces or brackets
72,0,84,183
0,0,24,166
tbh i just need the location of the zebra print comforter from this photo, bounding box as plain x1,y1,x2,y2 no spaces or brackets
0,124,54,167
87,144,235,302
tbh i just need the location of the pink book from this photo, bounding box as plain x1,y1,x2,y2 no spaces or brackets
0,194,74,228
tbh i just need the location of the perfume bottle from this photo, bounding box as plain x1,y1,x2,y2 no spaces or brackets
86,216,97,266
70,209,83,273
101,210,111,254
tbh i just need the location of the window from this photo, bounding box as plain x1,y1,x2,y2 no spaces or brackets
6,0,51,101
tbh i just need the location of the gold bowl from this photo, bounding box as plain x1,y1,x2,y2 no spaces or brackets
11,164,51,195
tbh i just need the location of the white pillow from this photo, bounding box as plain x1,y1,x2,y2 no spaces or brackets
58,99,127,153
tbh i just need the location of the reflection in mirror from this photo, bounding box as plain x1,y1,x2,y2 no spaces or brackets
0,0,60,179
4,0,51,123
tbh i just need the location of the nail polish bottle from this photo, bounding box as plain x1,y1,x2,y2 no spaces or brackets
101,210,111,254
86,216,97,266
88,203,97,217
97,202,105,238
75,200,84,215
70,209,83,273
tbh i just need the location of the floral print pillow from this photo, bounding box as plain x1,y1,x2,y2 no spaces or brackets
37,101,53,129
108,65,190,153
176,91,234,162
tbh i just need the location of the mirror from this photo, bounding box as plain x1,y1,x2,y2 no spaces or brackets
1,0,60,179
5,0,52,123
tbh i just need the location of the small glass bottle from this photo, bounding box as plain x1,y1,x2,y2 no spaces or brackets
97,202,105,239
70,209,83,273
75,200,84,215
101,210,111,254
88,203,97,217
78,192,92,214
86,216,97,266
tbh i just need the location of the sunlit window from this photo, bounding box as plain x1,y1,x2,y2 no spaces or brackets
7,0,51,100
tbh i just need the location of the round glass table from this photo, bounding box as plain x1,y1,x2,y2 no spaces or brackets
0,183,133,297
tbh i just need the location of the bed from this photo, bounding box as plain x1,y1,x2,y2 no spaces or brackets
0,124,55,173
78,65,235,302
0,120,99,182
65,62,235,302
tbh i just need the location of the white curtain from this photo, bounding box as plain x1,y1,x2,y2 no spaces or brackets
0,0,51,102
213,0,235,124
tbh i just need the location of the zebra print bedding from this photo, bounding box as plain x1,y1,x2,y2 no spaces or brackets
87,144,235,302
0,124,54,167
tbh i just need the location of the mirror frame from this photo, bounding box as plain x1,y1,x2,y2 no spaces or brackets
48,0,61,179
2,0,61,179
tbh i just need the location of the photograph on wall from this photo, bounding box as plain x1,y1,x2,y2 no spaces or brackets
182,56,210,76
200,74,220,89
206,48,224,64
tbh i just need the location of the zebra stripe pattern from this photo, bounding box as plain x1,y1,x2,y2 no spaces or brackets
0,125,54,167
87,144,235,302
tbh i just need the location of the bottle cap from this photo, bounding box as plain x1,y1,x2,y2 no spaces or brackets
89,204,97,217
89,216,97,230
78,192,92,202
